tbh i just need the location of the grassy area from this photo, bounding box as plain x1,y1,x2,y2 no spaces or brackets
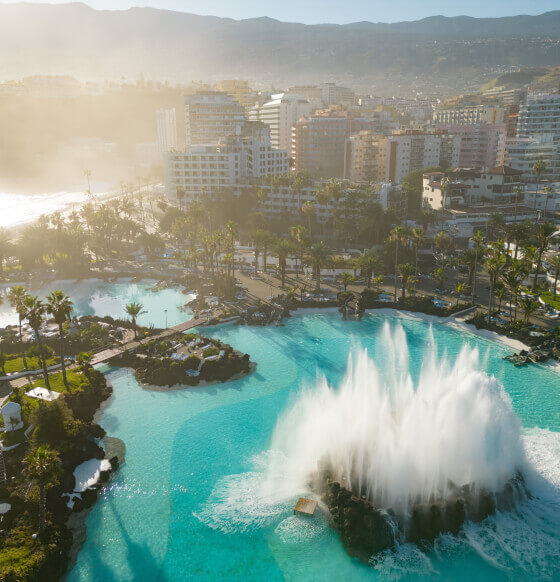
540,292,560,311
31,370,85,394
3,356,59,375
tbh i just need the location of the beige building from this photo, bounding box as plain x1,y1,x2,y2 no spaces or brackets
214,80,257,112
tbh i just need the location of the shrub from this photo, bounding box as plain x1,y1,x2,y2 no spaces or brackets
185,355,201,369
202,346,220,358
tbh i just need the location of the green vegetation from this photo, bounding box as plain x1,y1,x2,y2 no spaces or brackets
540,292,560,311
202,346,220,358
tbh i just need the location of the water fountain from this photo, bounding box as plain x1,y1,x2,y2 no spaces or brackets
265,322,529,561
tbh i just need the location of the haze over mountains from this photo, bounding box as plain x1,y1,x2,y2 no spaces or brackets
1,2,560,94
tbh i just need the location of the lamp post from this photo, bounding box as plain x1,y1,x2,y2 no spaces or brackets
164,309,168,329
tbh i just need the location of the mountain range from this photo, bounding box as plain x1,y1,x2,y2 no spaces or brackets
1,3,560,94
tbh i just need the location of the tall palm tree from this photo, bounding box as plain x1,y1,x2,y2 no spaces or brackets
46,291,74,388
273,238,295,287
23,446,62,534
519,296,538,324
398,263,416,299
307,242,332,292
289,225,310,278
301,201,315,238
225,220,238,278
8,285,29,370
355,250,381,289
410,227,425,276
486,253,507,323
470,230,486,303
532,222,555,292
24,296,51,389
532,160,547,207
543,186,553,220
550,254,560,300
388,227,410,302
125,302,146,339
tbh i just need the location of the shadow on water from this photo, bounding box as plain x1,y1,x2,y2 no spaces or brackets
106,495,167,582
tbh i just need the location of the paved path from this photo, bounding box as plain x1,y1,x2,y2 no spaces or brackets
90,316,208,365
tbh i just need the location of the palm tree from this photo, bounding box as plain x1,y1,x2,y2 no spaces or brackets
225,220,237,278
8,285,29,370
410,227,425,276
24,296,51,389
0,227,13,279
355,250,381,289
550,254,560,300
486,253,507,323
502,263,525,320
519,296,538,324
46,291,74,388
543,186,553,220
301,199,316,233
307,242,332,292
455,282,466,306
470,230,485,303
23,446,62,534
125,302,146,339
532,222,555,292
251,229,272,274
433,267,446,290
398,263,416,299
532,160,547,206
340,272,354,292
512,186,522,223
388,226,410,302
289,225,310,278
273,238,295,287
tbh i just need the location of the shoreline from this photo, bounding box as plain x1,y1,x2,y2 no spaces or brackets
290,306,530,351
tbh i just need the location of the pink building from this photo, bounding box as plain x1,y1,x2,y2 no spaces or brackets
436,123,506,170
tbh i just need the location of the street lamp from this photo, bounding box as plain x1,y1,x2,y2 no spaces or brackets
164,309,168,329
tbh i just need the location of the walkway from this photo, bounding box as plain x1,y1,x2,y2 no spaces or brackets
90,316,208,365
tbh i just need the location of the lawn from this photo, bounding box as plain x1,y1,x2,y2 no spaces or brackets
32,369,86,394
3,356,59,375
540,291,560,311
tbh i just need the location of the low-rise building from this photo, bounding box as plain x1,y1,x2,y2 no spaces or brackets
423,166,524,210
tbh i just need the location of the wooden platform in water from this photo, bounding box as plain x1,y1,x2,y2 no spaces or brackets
294,497,318,517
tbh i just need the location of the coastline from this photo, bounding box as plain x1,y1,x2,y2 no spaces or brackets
290,306,530,352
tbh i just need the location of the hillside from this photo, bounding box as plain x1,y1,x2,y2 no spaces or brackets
1,3,560,94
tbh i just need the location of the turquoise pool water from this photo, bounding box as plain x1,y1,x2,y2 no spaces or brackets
0,279,193,328
68,312,560,581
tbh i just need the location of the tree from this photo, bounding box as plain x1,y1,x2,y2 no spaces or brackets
301,201,315,238
289,225,310,277
519,296,538,324
543,186,553,220
550,254,560,300
0,352,6,375
251,229,272,274
532,222,555,292
125,302,146,339
398,263,416,298
273,238,295,287
77,351,93,372
8,285,29,370
433,267,446,290
470,230,486,303
24,296,51,390
46,290,73,387
502,261,526,320
486,252,507,323
455,282,466,306
340,272,354,291
23,446,62,534
410,228,425,275
532,160,547,205
225,220,238,278
307,242,332,292
388,227,410,302
355,250,381,288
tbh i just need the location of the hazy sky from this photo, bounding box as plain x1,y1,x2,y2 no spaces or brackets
4,0,559,23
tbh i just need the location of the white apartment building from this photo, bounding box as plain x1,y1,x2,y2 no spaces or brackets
433,105,505,125
184,91,246,146
381,131,461,185
156,108,178,157
505,135,560,180
249,93,312,150
423,166,524,210
164,123,288,201
517,93,560,143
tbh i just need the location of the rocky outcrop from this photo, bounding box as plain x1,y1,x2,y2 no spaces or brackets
320,472,528,564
